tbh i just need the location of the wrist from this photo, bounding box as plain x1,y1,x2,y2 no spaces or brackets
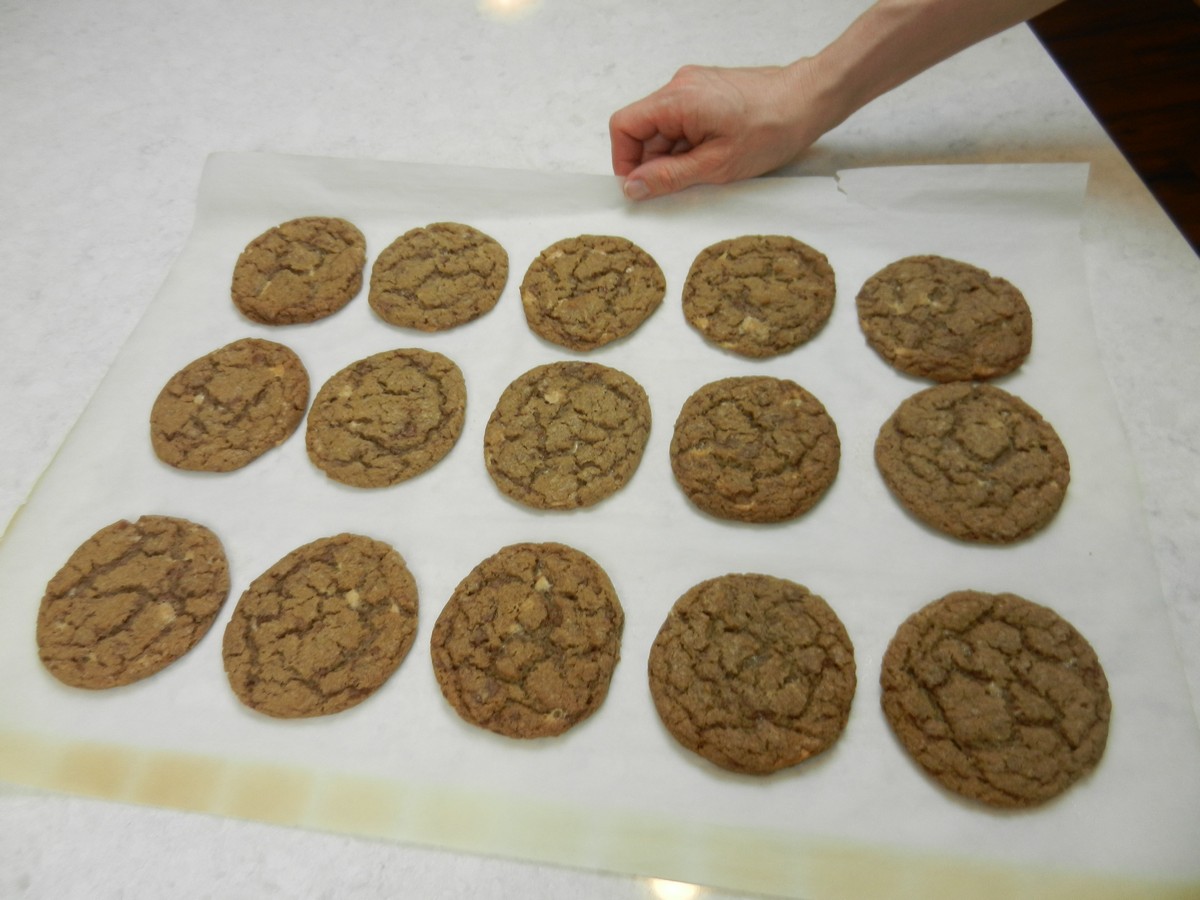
778,56,854,150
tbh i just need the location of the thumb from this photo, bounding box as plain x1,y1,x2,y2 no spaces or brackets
623,147,715,200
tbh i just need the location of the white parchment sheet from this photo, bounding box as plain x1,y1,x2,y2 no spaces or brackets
2,154,1198,898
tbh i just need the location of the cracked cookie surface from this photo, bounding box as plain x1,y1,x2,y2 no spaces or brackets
150,338,309,472
874,382,1069,543
648,573,856,775
670,376,839,523
231,216,366,324
306,348,466,488
856,255,1033,381
222,533,418,718
881,590,1110,808
682,235,835,358
430,542,624,738
37,516,230,689
520,235,665,350
369,222,508,331
484,361,651,510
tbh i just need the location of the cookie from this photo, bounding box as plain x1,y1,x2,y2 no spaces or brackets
874,382,1070,543
368,222,508,331
881,590,1111,808
430,542,624,738
222,533,418,718
306,348,466,488
150,338,310,472
856,255,1033,381
519,235,665,350
231,216,366,324
36,516,230,689
670,376,839,523
484,361,651,510
682,235,835,358
648,573,856,775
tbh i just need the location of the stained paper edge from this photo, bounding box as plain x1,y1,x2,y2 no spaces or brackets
3,730,1198,900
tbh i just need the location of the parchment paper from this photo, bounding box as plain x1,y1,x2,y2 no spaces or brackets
2,153,1197,899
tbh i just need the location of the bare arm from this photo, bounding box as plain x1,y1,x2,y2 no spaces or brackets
610,0,1063,200
817,0,1063,117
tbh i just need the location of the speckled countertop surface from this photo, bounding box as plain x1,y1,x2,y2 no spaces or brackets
2,2,1197,897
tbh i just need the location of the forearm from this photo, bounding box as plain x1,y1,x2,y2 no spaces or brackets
609,0,1063,198
788,0,1063,138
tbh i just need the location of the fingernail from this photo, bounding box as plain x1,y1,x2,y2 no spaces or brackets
623,178,650,201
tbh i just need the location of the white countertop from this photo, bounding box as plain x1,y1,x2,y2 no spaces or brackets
2,2,1197,897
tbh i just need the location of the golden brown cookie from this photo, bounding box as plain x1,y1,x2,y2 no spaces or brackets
150,338,310,472
682,235,835,358
648,573,856,775
856,255,1033,381
430,542,624,738
222,533,418,718
670,376,839,523
519,235,665,350
306,348,466,488
881,590,1111,808
368,222,509,331
484,361,651,510
37,516,230,689
231,216,366,324
874,382,1070,543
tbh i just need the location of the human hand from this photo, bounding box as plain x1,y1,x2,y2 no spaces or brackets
609,62,828,201
609,0,1065,201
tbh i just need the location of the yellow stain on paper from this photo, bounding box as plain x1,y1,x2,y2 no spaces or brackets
129,751,223,810
2,730,1199,900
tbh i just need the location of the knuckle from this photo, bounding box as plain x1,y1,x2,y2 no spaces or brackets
656,168,686,195
670,64,706,89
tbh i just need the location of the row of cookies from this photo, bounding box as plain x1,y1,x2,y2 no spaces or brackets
34,520,1109,810
229,217,1032,378
147,341,653,504
149,341,465,486
31,526,618,726
649,573,1110,810
481,364,1071,542
228,216,665,347
150,338,1070,542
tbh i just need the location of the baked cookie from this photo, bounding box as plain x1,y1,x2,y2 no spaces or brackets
484,361,651,510
222,533,418,718
519,235,665,350
874,382,1070,543
231,216,366,324
150,338,310,472
881,590,1111,808
430,542,624,738
670,376,839,523
856,255,1033,381
306,348,466,488
648,573,856,775
37,516,230,689
682,235,835,358
368,222,508,331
